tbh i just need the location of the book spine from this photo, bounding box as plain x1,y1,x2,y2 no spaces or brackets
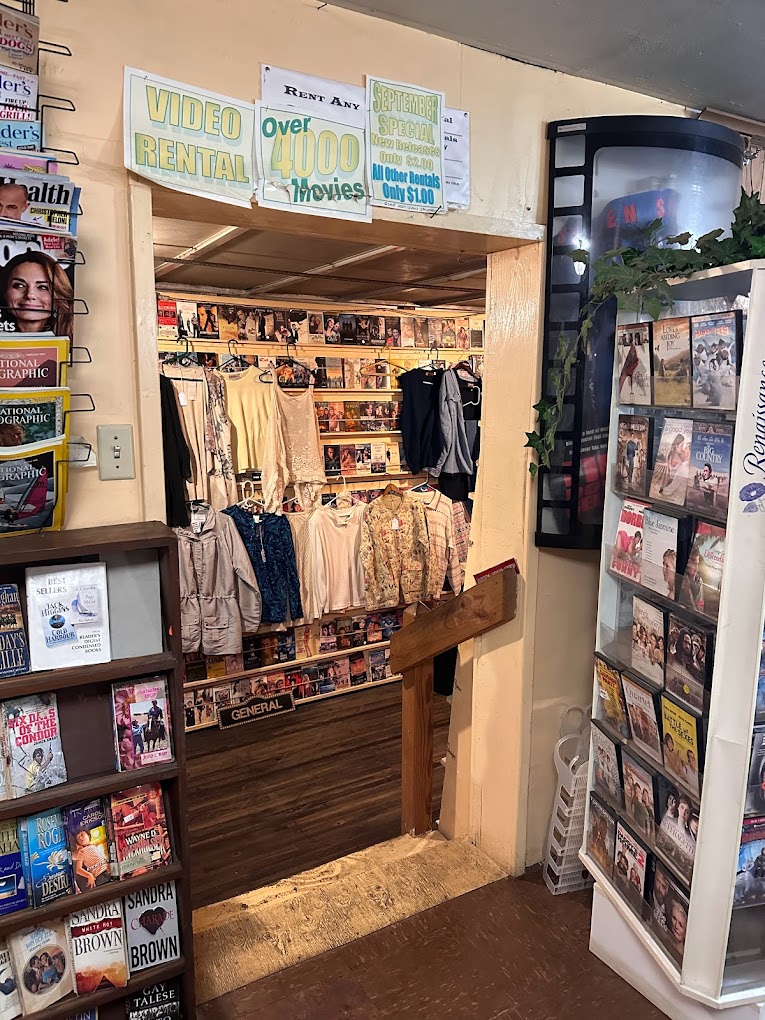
17,820,31,908
111,684,123,772
104,799,119,879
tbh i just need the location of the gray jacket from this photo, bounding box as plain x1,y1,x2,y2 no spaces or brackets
430,369,474,476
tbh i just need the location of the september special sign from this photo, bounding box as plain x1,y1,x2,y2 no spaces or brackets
123,67,257,208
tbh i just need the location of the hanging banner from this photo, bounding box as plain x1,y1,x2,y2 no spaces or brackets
261,65,364,129
255,102,370,222
443,107,470,209
366,76,446,215
123,67,257,208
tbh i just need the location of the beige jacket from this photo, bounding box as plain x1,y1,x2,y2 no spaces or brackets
175,508,262,654
360,492,429,610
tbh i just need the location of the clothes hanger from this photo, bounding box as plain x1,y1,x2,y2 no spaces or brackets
421,344,443,371
325,474,354,510
219,339,252,373
237,480,265,513
409,472,436,494
161,333,197,376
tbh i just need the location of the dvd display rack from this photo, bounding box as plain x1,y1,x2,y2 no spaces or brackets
0,522,194,1020
581,260,765,1015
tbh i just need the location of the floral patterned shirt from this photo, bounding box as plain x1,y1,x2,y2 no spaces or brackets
360,492,429,610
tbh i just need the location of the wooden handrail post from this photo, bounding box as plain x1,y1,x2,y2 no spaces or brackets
391,566,518,836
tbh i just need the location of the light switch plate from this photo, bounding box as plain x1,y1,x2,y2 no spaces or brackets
96,424,136,480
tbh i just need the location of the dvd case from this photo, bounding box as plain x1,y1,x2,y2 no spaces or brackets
660,693,703,797
686,421,733,517
616,323,652,405
690,310,742,412
649,418,692,507
594,656,630,739
622,673,663,764
591,723,622,807
630,596,665,686
651,317,691,407
621,751,658,842
614,821,650,913
610,499,645,582
655,774,697,885
734,816,765,908
649,860,690,965
664,612,714,714
586,793,616,878
615,414,651,497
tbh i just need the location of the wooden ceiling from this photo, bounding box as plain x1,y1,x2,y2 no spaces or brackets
152,217,486,310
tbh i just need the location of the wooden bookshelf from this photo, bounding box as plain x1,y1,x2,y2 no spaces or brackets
0,523,195,1017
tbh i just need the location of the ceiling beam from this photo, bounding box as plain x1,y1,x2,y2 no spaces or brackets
154,226,252,279
359,264,486,300
246,244,407,295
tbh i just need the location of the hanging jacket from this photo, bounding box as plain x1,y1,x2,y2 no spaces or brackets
398,367,444,476
175,507,262,654
159,374,192,528
433,369,474,477
223,505,303,624
360,492,429,610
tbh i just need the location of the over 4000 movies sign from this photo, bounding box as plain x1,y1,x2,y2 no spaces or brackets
366,77,446,215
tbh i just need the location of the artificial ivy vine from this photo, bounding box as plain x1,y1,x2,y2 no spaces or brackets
526,188,765,478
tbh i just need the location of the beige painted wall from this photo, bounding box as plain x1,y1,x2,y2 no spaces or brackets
39,0,680,863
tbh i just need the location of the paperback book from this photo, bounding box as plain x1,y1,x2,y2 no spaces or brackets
734,816,765,907
0,6,39,75
62,798,115,892
0,584,28,679
616,323,652,405
586,793,616,878
660,693,702,796
678,521,725,618
18,808,73,906
649,861,689,964
630,596,664,686
124,881,180,973
690,310,742,411
622,751,657,841
25,562,111,671
746,727,765,817
0,936,19,1020
665,613,713,714
0,337,69,389
590,723,621,806
2,692,67,797
109,783,171,878
686,422,733,516
112,677,173,771
610,499,645,582
655,775,697,884
8,919,74,1014
641,509,681,601
613,821,649,912
622,673,662,763
593,656,630,739
649,417,691,507
651,317,691,407
615,414,651,497
67,899,128,994
126,980,182,1020
0,820,25,915
0,435,66,537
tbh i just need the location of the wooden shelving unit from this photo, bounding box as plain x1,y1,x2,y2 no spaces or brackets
0,522,194,1018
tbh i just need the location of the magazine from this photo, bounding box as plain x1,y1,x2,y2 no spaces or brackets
649,417,691,507
609,499,645,582
660,694,701,796
8,919,74,1014
622,752,656,840
0,388,69,446
0,7,38,75
616,323,651,404
678,521,725,618
615,414,650,497
630,596,664,686
0,436,66,537
25,562,111,670
0,118,40,150
112,677,173,771
0,171,80,234
2,692,66,797
613,822,648,911
690,310,741,411
0,67,36,114
124,881,180,973
622,674,662,763
18,808,73,906
0,337,69,388
0,583,28,679
68,899,128,995
651,317,691,407
686,421,732,516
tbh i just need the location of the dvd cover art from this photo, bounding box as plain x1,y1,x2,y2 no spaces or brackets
649,861,689,965
586,794,616,877
641,509,678,601
616,323,651,405
652,317,691,407
686,422,732,516
615,414,650,497
614,822,648,911
661,694,701,796
734,816,765,907
655,776,697,884
610,499,645,582
746,727,765,816
649,418,691,507
591,725,621,805
622,675,662,763
631,596,664,686
594,657,630,738
308,312,324,338
678,520,725,619
665,614,713,714
622,752,656,840
691,310,741,411
324,312,340,344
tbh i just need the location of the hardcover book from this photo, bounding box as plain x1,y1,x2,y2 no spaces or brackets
622,751,657,841
0,936,20,1019
67,899,128,994
691,310,742,411
655,775,697,884
0,820,25,915
2,692,67,797
613,821,649,911
649,417,691,507
665,613,714,714
630,596,664,686
112,677,173,771
734,816,765,907
651,317,692,407
609,499,645,582
25,562,111,671
616,323,651,405
649,861,689,964
8,919,74,1014
591,723,621,806
109,784,171,879
660,694,702,796
0,338,69,389
641,509,681,601
686,422,733,516
746,727,765,817
593,656,630,739
18,808,73,907
615,414,651,497
0,6,38,75
678,521,725,619
586,793,616,878
124,881,180,973
622,673,662,763
126,979,182,1020
0,584,27,679
62,798,115,892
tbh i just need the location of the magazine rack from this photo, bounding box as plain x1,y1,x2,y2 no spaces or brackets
581,260,765,1016
0,522,194,1020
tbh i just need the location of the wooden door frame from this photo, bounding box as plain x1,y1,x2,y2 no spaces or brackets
127,176,546,876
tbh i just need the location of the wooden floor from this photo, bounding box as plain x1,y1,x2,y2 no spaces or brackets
186,684,452,908
199,871,662,1020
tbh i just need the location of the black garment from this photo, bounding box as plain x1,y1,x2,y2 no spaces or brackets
223,506,303,624
159,373,192,527
434,646,458,697
399,367,444,475
439,374,481,503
